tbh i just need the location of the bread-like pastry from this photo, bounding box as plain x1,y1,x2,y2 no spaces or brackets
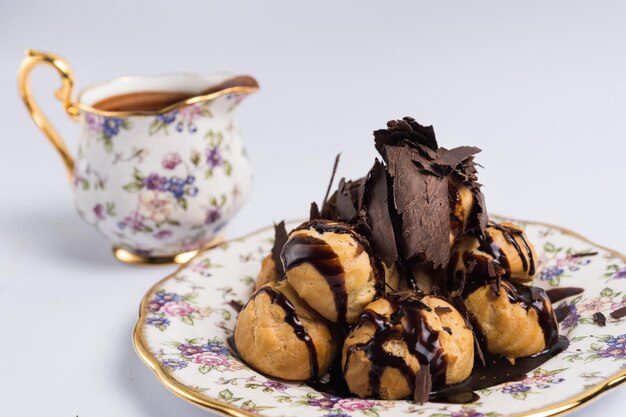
342,295,473,400
464,280,557,360
422,296,474,385
281,220,380,324
383,262,401,293
410,263,445,294
449,222,537,285
234,280,337,381
449,179,475,245
255,255,279,290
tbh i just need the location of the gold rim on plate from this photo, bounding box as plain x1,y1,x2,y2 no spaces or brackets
132,218,626,417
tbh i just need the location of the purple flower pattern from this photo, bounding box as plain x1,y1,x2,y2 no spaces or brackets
451,410,485,417
161,358,188,370
597,334,626,359
85,113,130,151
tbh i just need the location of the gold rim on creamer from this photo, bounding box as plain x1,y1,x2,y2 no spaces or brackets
77,84,259,117
132,218,626,417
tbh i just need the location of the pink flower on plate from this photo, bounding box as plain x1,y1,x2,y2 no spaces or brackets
521,371,551,385
376,400,396,409
192,352,229,367
577,296,613,316
227,361,246,371
162,152,182,170
337,398,375,411
162,301,195,317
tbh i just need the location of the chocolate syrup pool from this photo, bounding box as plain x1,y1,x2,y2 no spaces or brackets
307,336,569,404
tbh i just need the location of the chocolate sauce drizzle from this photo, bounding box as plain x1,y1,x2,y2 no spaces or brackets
342,295,447,398
429,336,569,403
501,281,559,347
253,287,320,378
481,223,536,277
463,279,559,348
281,220,384,324
309,287,566,403
281,234,348,324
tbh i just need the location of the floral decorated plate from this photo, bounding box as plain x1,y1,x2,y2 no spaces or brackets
133,217,626,417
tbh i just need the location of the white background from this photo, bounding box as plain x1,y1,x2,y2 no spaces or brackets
1,1,624,416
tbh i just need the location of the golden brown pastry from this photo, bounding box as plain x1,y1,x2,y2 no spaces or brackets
342,295,473,400
383,262,401,293
464,280,557,360
449,179,475,245
281,220,381,324
255,255,279,290
409,264,433,294
234,280,337,381
449,222,537,285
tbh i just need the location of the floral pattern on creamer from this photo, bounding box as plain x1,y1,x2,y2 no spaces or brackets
73,92,253,257
136,218,626,417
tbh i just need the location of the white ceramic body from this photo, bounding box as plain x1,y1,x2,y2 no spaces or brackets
72,74,254,257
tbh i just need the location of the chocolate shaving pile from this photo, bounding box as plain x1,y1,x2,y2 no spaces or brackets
307,117,487,273
372,118,486,269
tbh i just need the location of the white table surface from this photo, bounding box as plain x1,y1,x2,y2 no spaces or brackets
1,1,624,416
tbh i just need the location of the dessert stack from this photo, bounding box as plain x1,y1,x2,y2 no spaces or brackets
233,118,564,403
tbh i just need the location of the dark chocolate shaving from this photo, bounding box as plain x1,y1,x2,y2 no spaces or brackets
434,306,453,314
468,186,488,235
271,221,289,278
227,300,243,313
389,290,429,306
546,287,584,303
571,251,598,258
360,159,398,266
310,202,321,220
413,364,432,404
554,303,571,323
442,326,453,335
320,154,341,214
610,306,626,319
432,146,481,176
335,178,358,221
374,117,438,160
386,145,450,267
593,312,606,327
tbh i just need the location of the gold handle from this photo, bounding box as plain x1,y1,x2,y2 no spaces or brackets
18,49,79,182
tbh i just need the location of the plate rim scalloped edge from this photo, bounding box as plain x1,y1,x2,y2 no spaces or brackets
132,216,626,417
